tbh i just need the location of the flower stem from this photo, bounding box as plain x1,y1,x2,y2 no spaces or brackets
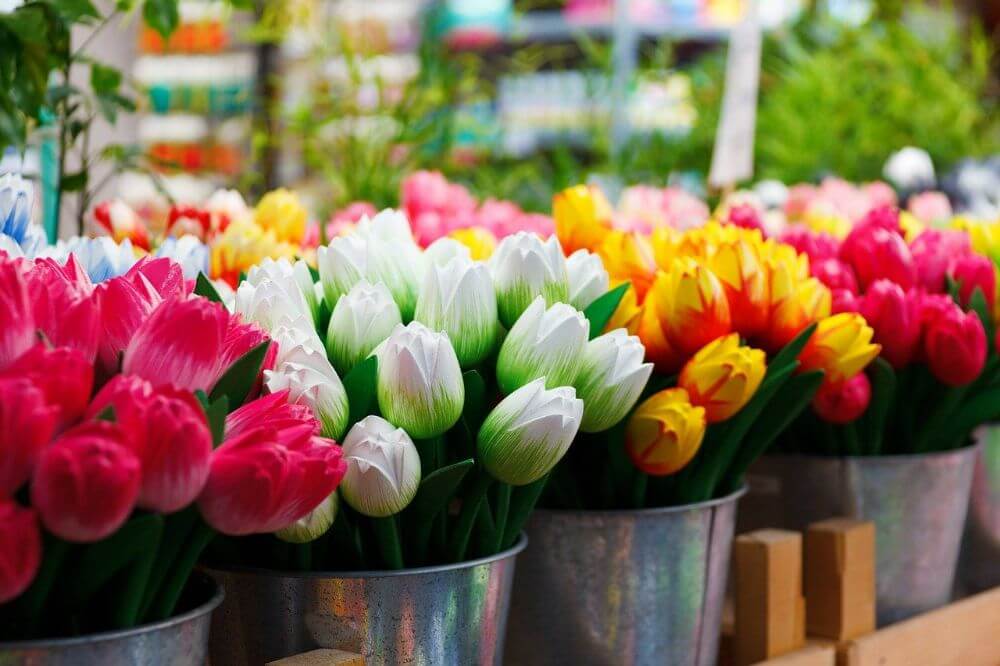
148,520,215,621
490,483,511,554
448,469,494,563
373,516,404,570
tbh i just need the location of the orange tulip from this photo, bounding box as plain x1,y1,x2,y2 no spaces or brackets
761,276,831,352
553,184,613,254
707,237,769,338
598,230,658,301
625,388,706,476
651,259,732,358
679,334,767,422
798,313,881,386
637,299,682,373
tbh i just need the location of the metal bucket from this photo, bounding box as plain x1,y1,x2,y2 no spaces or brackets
506,487,745,666
0,572,222,665
960,425,1000,593
740,446,978,625
208,536,526,666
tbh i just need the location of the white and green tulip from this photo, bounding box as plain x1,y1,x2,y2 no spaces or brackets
496,297,588,395
573,329,653,433
566,249,610,311
326,280,402,376
265,333,350,440
377,322,465,439
234,277,312,332
414,256,498,368
424,237,471,266
317,233,421,320
478,378,583,485
275,492,338,543
245,257,319,323
488,232,570,328
340,415,421,517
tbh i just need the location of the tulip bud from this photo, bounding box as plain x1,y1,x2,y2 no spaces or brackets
0,258,35,370
909,229,971,292
762,276,831,352
798,313,881,387
840,225,916,290
812,373,871,424
275,492,338,543
3,345,93,431
415,257,498,368
566,249,610,311
245,257,319,323
31,421,141,542
573,330,652,433
778,227,839,262
317,234,421,320
0,500,41,604
424,237,472,266
265,358,350,441
948,253,997,311
24,257,99,363
858,280,920,368
93,269,162,373
706,238,770,337
652,259,732,357
0,378,57,496
496,297,589,394
376,322,465,439
811,258,858,294
553,184,613,254
339,416,421,517
597,231,658,301
235,275,311,333
625,388,706,476
478,379,583,485
637,299,682,373
326,280,402,376
924,305,987,387
488,232,570,328
448,227,497,261
254,188,308,243
679,334,767,423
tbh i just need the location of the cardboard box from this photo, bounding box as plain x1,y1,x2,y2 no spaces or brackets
734,529,806,665
804,519,875,641
266,649,365,666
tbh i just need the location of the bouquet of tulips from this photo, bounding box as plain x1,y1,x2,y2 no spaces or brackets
777,206,1000,455
214,209,646,570
546,185,880,509
0,253,347,640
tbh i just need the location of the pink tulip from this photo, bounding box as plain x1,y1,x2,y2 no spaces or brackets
0,500,41,603
2,345,94,430
25,260,100,362
224,390,315,441
859,280,921,368
94,272,163,374
661,187,711,231
831,288,861,314
0,378,57,496
88,375,213,513
0,258,35,370
908,191,952,223
126,256,187,301
726,204,765,234
401,171,453,221
411,211,447,246
909,229,972,293
785,184,819,219
923,305,987,387
198,424,346,535
31,421,141,542
812,373,871,424
840,224,916,290
812,258,859,294
779,227,840,262
948,253,996,311
864,181,898,210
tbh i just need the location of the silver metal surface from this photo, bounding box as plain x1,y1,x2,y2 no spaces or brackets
740,447,978,625
506,488,744,666
208,536,526,666
960,426,1000,593
0,573,222,665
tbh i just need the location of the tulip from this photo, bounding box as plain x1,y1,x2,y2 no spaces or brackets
94,269,162,373
605,283,642,335
205,188,250,231
199,424,347,535
0,500,41,604
762,276,831,352
317,233,421,320
831,288,860,315
488,232,570,328
0,258,34,370
166,205,211,240
448,227,497,261
948,254,997,311
566,249,610,311
553,184,613,254
637,299,682,372
652,259,732,357
326,280,401,376
0,173,32,245
840,225,916,290
726,203,765,233
707,237,770,337
265,358,350,441
624,388,706,476
224,390,316,442
858,280,920,368
778,227,839,262
573,329,653,432
424,237,472,266
222,317,277,387
376,322,465,439
31,421,141,542
414,257,498,368
0,378,57,496
478,378,583,485
254,188,308,243
24,257,100,362
275,492,338,543
235,273,313,332
909,229,971,292
244,257,319,323
597,230,658,301
798,313,881,386
679,334,767,423
58,237,139,283
128,256,187,302
811,258,858,294
812,373,871,424
155,235,210,280
338,415,421,517
3,345,93,430
210,219,297,289
496,297,589,394
923,306,987,387
92,199,150,250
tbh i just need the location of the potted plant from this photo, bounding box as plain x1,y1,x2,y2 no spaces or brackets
506,187,874,666
0,253,346,664
205,210,645,665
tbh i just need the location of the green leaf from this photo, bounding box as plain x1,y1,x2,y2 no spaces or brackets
583,282,630,339
67,514,164,607
409,459,474,523
94,404,116,422
142,0,179,39
865,359,896,455
939,386,1000,450
90,62,122,95
204,397,228,447
501,474,550,549
769,322,817,372
342,355,378,426
968,287,994,343
194,273,223,303
55,0,100,23
461,369,486,429
208,341,269,409
61,170,87,192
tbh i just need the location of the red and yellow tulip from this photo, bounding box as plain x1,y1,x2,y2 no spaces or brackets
553,184,613,254
625,388,706,476
652,258,732,357
679,334,767,423
797,313,881,386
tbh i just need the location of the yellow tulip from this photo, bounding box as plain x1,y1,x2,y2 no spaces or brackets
798,313,881,386
637,298,681,373
706,236,769,338
651,259,732,357
650,226,680,270
553,184,613,254
898,211,926,243
803,207,851,239
678,334,766,422
604,282,642,335
448,227,497,261
597,230,658,300
625,388,706,476
761,276,831,352
211,219,296,288
254,188,308,243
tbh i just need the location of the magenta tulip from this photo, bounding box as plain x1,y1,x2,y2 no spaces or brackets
858,280,921,368
0,500,41,603
778,227,839,262
0,378,57,495
25,257,99,362
812,258,859,294
909,229,971,293
923,305,987,387
3,345,94,430
0,258,34,370
948,253,996,311
94,272,163,374
840,225,916,290
224,390,315,441
812,373,871,424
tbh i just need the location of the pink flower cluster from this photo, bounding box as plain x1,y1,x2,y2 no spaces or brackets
0,254,346,604
785,178,898,223
615,185,711,234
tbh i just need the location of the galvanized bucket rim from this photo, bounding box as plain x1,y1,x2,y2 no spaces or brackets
207,533,528,580
765,441,979,464
0,571,223,650
532,484,747,519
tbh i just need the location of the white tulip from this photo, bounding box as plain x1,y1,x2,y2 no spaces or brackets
565,249,609,311
270,315,326,360
234,278,311,332
573,329,652,433
496,297,588,394
414,256,498,368
477,378,583,485
423,237,471,266
265,358,349,441
155,235,210,280
317,233,421,320
245,257,318,323
376,322,464,439
327,280,402,376
488,232,570,328
340,415,421,517
353,209,415,244
275,492,338,543
205,188,250,227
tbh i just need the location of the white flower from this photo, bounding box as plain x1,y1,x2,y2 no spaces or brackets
414,256,498,368
488,232,570,328
496,297,588,395
353,208,415,244
205,188,250,227
377,322,464,439
477,379,583,485
155,235,209,280
884,146,936,191
235,277,312,332
317,233,421,320
265,356,349,441
0,172,33,246
326,280,402,375
424,237,471,266
573,329,652,433
565,249,609,311
275,492,338,543
245,256,319,323
340,415,421,517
